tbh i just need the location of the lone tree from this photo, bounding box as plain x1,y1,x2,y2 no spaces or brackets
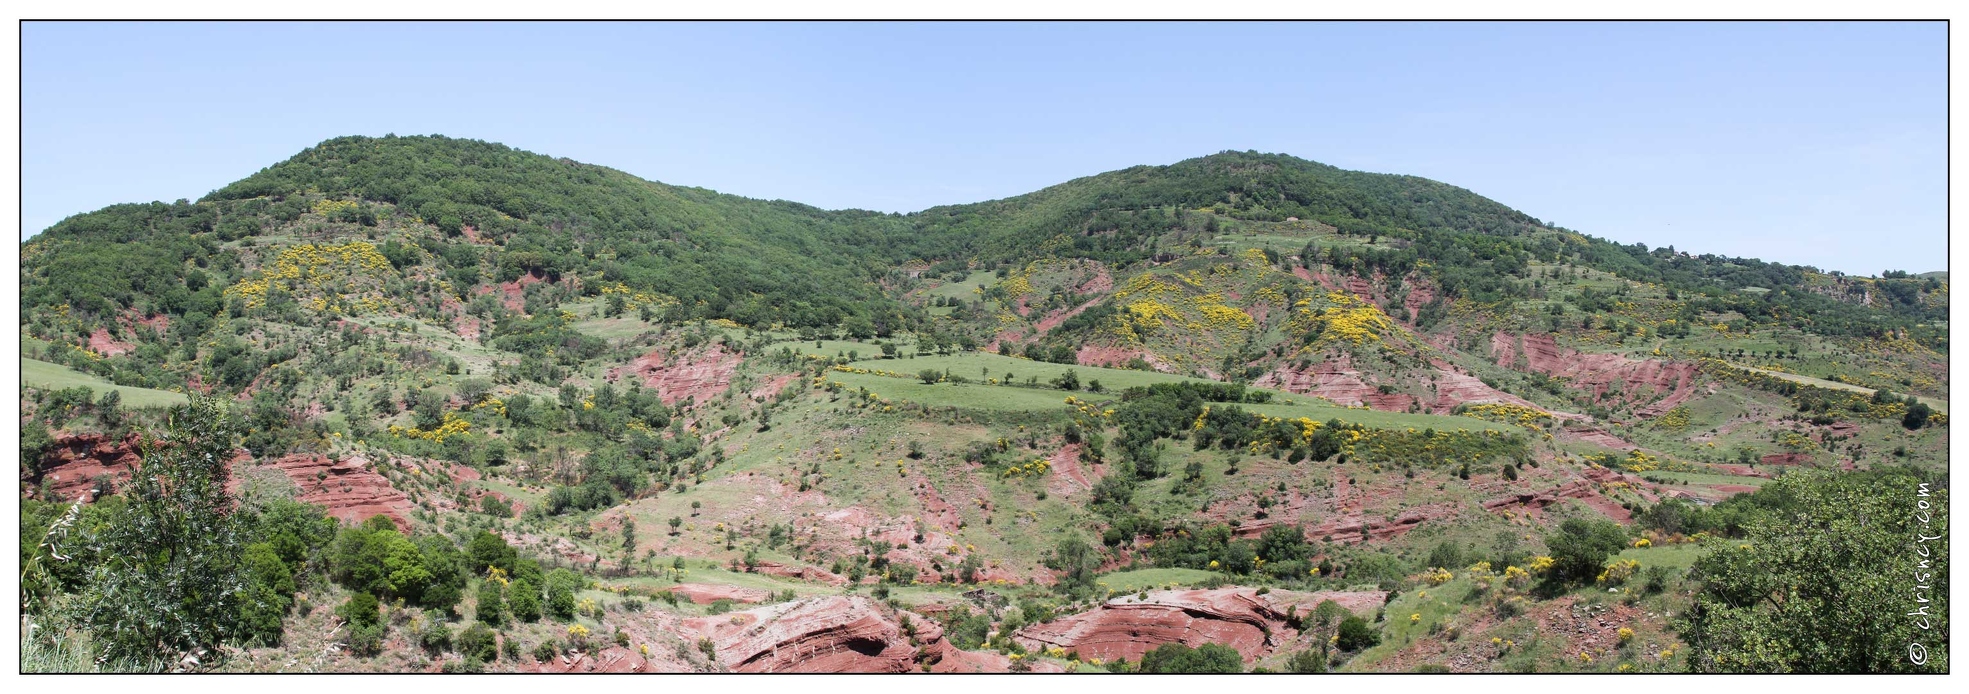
76,396,250,666
1678,470,1949,673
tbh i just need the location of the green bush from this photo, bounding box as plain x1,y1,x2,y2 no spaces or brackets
508,579,543,622
457,622,498,662
1137,642,1243,673
1336,615,1381,651
532,639,560,663
544,569,581,621
338,592,381,628
1544,518,1628,585
347,622,386,658
418,621,452,655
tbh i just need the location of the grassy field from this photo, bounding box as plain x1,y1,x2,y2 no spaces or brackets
848,351,1216,393
1094,567,1222,593
1244,400,1514,433
825,371,1091,412
1616,541,1709,571
923,270,1000,302
21,358,188,408
1737,365,1948,412
823,350,1513,432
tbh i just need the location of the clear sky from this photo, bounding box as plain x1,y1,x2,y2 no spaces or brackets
23,21,1946,275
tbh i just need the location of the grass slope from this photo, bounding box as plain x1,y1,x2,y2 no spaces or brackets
21,358,188,408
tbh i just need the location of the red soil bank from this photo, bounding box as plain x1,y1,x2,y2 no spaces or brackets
1760,452,1813,466
24,431,143,502
1482,467,1637,522
87,328,134,357
264,453,412,531
1558,424,1638,451
1034,298,1101,336
612,345,742,406
1075,344,1148,369
1015,588,1294,664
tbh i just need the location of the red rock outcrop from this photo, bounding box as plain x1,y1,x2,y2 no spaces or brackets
1256,354,1415,412
1482,467,1638,522
750,561,848,586
1427,362,1545,413
1014,588,1295,664
263,453,412,530
1304,503,1457,544
684,596,924,673
23,432,143,502
1491,332,1703,418
1759,452,1813,466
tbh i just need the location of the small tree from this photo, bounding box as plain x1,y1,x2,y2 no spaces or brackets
75,396,251,666
475,578,506,626
1336,614,1381,651
918,369,942,385
1544,518,1628,585
507,579,543,623
669,516,684,535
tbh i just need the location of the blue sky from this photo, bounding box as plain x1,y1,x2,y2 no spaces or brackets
23,21,1945,275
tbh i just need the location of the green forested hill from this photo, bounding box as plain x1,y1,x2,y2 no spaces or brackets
22,135,1947,340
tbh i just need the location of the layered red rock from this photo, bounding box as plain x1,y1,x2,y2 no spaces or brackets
1427,361,1545,413
1255,354,1414,412
23,431,143,502
263,453,412,530
1491,332,1703,418
1014,588,1295,664
683,596,922,673
750,561,848,586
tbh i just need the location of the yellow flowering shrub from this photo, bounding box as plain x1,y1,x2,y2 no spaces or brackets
1596,559,1641,586
389,411,472,444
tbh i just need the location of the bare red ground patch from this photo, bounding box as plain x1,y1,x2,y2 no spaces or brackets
87,328,134,357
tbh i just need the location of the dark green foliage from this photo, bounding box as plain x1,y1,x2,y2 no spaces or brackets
1903,401,1933,430
1137,642,1244,673
1678,470,1948,673
1336,614,1381,651
418,620,452,655
1042,536,1102,596
1543,518,1628,585
508,578,543,623
466,530,518,576
73,397,251,665
475,578,506,627
339,592,381,629
458,622,499,663
1287,648,1329,673
544,568,581,621
326,516,468,611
